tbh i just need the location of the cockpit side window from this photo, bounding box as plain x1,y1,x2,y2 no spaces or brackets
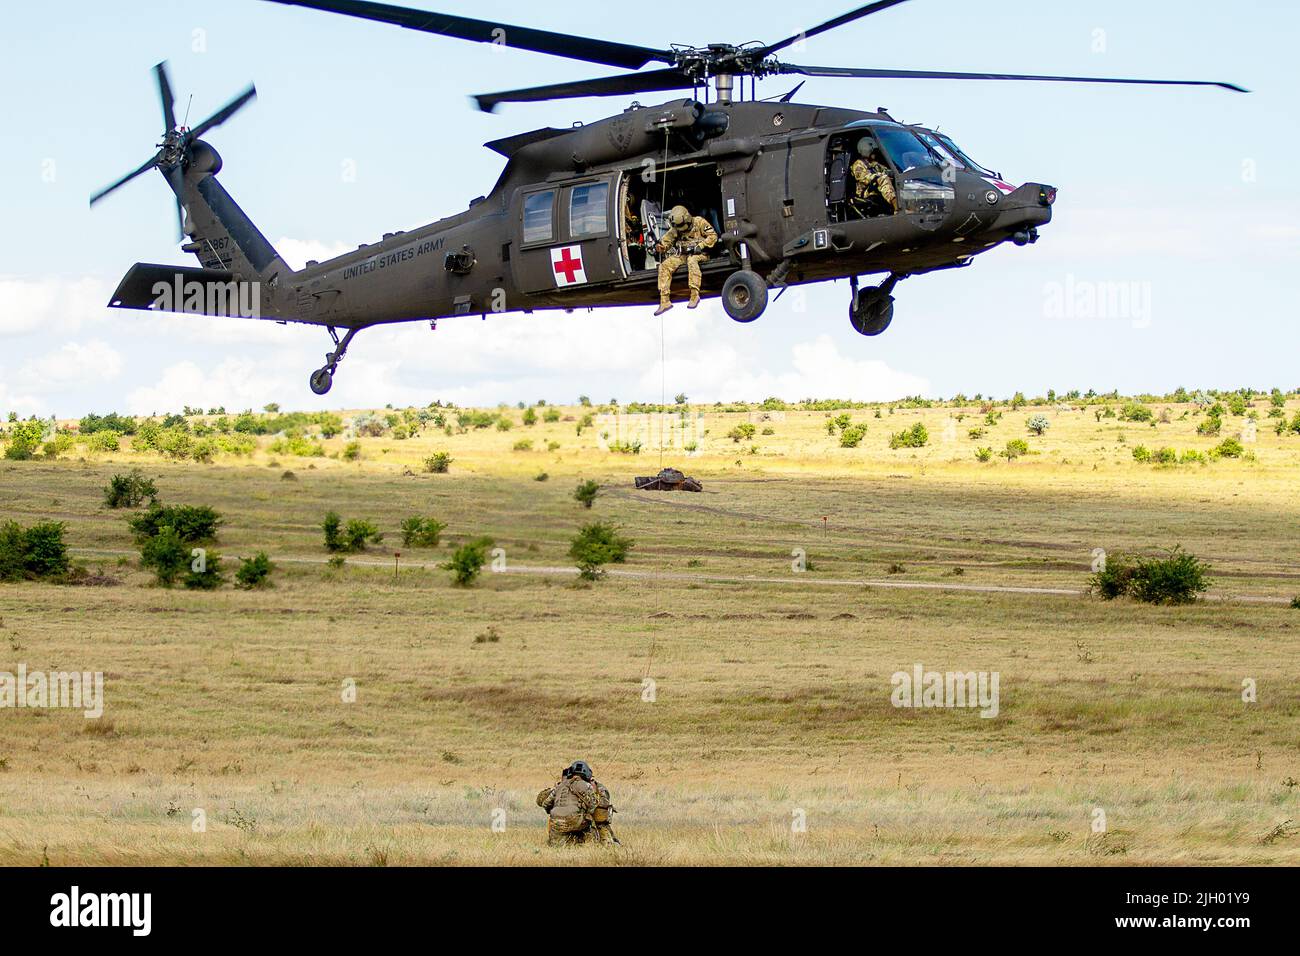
874,127,939,172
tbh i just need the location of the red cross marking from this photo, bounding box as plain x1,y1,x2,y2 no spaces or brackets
553,246,583,282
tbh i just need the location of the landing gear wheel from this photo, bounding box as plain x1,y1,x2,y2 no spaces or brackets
309,367,334,395
722,270,769,323
850,288,895,337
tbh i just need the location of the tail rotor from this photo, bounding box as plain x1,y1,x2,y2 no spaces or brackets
89,61,257,241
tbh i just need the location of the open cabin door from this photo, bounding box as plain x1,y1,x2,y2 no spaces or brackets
512,173,626,295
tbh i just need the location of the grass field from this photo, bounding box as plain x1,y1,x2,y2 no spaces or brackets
1,396,1297,865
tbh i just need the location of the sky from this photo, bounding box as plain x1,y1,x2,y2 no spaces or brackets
1,0,1297,416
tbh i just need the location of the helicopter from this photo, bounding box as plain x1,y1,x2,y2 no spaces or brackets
90,0,1246,395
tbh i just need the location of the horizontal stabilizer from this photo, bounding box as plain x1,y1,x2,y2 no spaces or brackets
108,262,263,318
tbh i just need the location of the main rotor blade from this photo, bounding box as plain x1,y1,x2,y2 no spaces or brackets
155,61,177,132
261,0,672,70
762,0,913,58
474,68,697,113
89,150,164,207
188,85,258,140
779,62,1249,92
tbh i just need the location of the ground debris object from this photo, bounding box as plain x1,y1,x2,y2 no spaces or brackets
634,467,702,492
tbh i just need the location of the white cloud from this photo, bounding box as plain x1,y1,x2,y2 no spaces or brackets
16,340,122,390
0,276,113,336
125,358,297,415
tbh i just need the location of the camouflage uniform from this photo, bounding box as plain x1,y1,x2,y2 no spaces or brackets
850,158,898,215
589,778,618,845
656,215,718,309
537,774,598,846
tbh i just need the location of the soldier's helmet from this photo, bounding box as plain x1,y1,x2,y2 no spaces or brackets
856,137,878,159
669,205,692,228
567,760,594,781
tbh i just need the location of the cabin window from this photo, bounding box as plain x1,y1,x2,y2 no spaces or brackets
874,127,936,173
569,182,609,239
523,190,556,244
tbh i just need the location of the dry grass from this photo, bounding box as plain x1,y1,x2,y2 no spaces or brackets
0,398,1296,865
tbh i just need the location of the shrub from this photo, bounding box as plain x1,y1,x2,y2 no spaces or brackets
1131,446,1152,463
442,538,492,587
839,424,868,448
342,441,362,461
728,423,757,443
1091,547,1211,605
1291,596,1300,610
323,511,345,552
104,470,158,509
1153,447,1177,464
0,520,69,581
974,446,994,462
888,423,929,449
400,516,446,548
569,522,634,581
968,427,986,440
574,479,600,509
1119,402,1153,423
1214,437,1244,459
79,412,137,435
235,552,274,589
513,439,534,452
522,407,538,426
1026,414,1050,436
86,430,122,453
129,504,221,543
1003,439,1030,460
1196,414,1222,436
344,519,383,552
3,421,45,460
424,452,453,474
183,551,225,590
139,526,189,587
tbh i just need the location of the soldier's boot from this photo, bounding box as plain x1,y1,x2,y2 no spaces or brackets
687,290,701,309
654,296,673,316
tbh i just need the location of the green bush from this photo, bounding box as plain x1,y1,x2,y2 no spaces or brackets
323,511,345,552
1003,438,1030,460
569,522,634,581
888,423,929,449
86,430,122,453
1153,447,1177,464
442,538,492,587
513,439,533,452
574,479,600,509
1214,437,1244,458
1131,446,1152,463
104,470,158,509
139,526,189,586
344,519,383,552
424,452,453,474
129,504,221,543
1091,547,1211,605
342,441,362,461
974,446,994,462
1119,402,1153,423
400,516,446,548
839,424,868,448
728,423,757,443
0,520,69,581
183,551,225,590
235,552,274,589
3,421,45,460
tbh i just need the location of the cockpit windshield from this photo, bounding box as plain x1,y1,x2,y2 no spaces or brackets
873,127,939,172
933,133,999,179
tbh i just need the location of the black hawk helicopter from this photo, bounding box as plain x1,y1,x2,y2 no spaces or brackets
91,0,1246,395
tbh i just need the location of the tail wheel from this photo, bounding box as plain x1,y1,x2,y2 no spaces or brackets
309,368,334,395
722,270,769,323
